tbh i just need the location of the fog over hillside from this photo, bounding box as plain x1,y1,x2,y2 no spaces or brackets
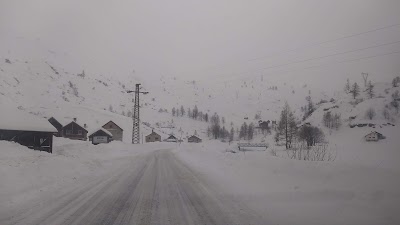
1,0,400,91
1,1,400,225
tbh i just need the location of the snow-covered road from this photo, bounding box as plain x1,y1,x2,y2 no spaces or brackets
1,149,265,225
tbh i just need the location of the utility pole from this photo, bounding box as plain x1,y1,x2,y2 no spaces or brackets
127,84,148,144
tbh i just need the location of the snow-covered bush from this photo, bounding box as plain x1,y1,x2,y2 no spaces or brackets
286,143,336,161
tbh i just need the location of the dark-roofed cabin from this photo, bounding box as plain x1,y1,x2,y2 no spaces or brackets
1,108,57,153
365,131,385,142
89,128,113,145
164,135,178,142
48,118,88,141
62,121,88,141
146,130,161,143
102,121,123,141
188,135,202,143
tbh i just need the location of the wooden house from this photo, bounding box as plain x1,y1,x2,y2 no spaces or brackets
146,130,161,142
1,108,57,153
365,131,385,142
48,117,88,141
164,135,178,142
89,128,113,145
188,135,202,143
102,121,123,141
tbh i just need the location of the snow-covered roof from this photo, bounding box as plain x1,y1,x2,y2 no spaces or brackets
0,107,57,133
146,130,160,137
88,128,113,137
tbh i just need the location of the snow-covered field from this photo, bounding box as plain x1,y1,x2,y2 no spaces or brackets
175,131,400,225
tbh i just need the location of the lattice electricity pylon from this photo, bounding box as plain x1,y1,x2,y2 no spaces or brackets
127,84,148,144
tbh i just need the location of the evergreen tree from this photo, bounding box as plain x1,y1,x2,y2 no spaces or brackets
204,113,209,122
344,79,351,94
366,81,375,99
210,113,220,139
193,105,199,119
247,123,255,140
172,107,176,117
229,127,235,142
392,76,400,87
303,96,315,120
350,82,360,99
180,105,185,117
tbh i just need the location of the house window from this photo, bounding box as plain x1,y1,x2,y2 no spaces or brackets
66,130,72,135
78,130,82,135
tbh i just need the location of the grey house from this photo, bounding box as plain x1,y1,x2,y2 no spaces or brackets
146,130,161,142
102,121,123,141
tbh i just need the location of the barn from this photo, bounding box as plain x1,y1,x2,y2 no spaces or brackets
48,117,88,141
89,128,113,145
102,121,123,141
0,108,57,153
146,130,161,143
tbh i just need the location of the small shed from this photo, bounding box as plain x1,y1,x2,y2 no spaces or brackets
89,128,113,145
146,130,161,143
164,135,178,142
0,108,57,153
365,131,385,142
102,121,123,141
188,135,202,143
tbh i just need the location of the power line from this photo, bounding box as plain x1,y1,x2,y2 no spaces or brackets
228,50,400,81
234,40,400,75
179,23,400,76
248,23,400,62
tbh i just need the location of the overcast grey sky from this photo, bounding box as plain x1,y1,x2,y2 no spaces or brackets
1,0,400,86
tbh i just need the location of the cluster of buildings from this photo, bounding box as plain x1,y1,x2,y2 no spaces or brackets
0,107,202,154
48,117,123,145
145,129,202,143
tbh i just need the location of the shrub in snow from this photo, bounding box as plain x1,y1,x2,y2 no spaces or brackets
392,76,400,87
68,81,79,97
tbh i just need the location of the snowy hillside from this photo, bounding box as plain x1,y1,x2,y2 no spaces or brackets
1,37,399,147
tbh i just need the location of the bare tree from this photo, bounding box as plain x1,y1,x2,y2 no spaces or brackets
365,108,376,120
383,108,391,120
362,72,369,87
276,102,297,149
298,125,325,147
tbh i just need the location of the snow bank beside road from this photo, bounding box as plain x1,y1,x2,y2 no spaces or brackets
0,138,170,217
175,141,400,225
